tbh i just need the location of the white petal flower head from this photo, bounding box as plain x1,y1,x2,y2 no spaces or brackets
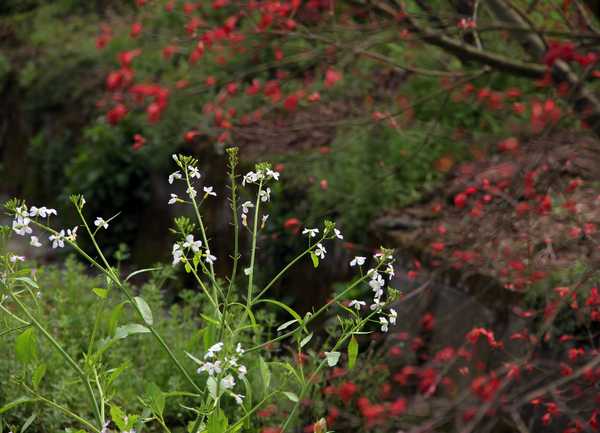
370,299,385,311
66,227,78,242
236,343,245,355
205,342,224,359
187,186,197,199
183,235,202,253
9,254,25,263
172,243,183,266
12,217,32,236
259,187,271,202
386,263,395,280
203,186,217,197
242,171,258,186
168,170,182,184
220,374,236,390
349,300,366,310
30,236,42,248
350,256,366,267
94,217,109,230
334,228,343,239
369,274,385,292
15,205,29,219
238,365,247,378
205,249,217,265
188,166,201,179
389,308,397,325
379,316,389,332
314,243,326,259
302,228,319,238
266,168,280,181
232,393,244,405
49,230,66,249
241,201,254,214
168,193,179,205
261,214,269,228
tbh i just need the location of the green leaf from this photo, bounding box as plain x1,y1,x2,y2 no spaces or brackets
114,323,150,339
207,408,228,433
254,299,303,329
0,396,36,414
282,391,299,402
277,319,297,332
310,252,319,268
125,267,161,282
21,413,36,433
134,296,153,326
259,356,271,393
15,328,36,364
348,336,358,370
207,376,218,400
12,277,38,289
32,363,46,389
185,263,192,273
325,351,341,367
300,332,313,348
110,405,127,431
108,302,127,337
146,383,165,417
92,288,108,299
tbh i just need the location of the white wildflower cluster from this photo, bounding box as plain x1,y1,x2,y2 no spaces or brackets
168,154,217,204
189,342,247,406
9,204,78,254
242,166,280,187
171,234,213,266
348,250,397,333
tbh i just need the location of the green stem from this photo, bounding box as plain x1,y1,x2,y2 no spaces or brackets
10,293,103,429
246,180,263,308
22,384,101,433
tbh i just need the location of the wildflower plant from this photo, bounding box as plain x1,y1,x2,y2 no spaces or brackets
0,148,396,433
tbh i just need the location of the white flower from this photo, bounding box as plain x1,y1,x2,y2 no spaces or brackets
172,154,179,163
49,230,65,248
389,308,397,325
187,186,197,199
379,316,389,332
350,256,366,267
334,228,343,239
220,374,236,390
197,360,222,376
369,273,385,293
66,227,78,242
241,214,248,227
12,217,32,236
314,243,326,259
232,393,244,405
30,236,42,248
183,235,202,252
261,214,269,228
205,342,224,359
80,197,86,208
29,206,56,218
236,343,245,355
238,365,247,378
302,228,319,238
386,264,395,280
168,170,182,184
94,217,109,230
172,243,183,265
370,299,385,311
243,267,252,276
168,193,179,205
205,249,217,264
349,300,366,310
266,168,280,181
241,201,254,214
15,205,29,218
188,166,201,179
9,254,25,263
203,186,216,197
259,187,271,202
242,171,258,186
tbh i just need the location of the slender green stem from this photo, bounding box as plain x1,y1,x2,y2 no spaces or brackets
22,384,101,433
246,180,263,308
10,293,103,428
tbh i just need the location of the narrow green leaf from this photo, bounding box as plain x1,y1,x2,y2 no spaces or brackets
114,323,150,339
92,288,108,299
13,277,38,289
125,267,161,282
300,332,313,348
259,356,271,393
282,391,299,402
277,319,297,332
348,336,358,370
310,252,319,268
20,413,36,433
32,363,46,389
134,296,154,325
0,396,36,414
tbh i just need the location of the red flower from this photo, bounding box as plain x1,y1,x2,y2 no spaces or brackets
324,67,342,87
454,192,468,208
132,134,146,151
283,217,301,234
106,104,128,125
389,397,407,416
